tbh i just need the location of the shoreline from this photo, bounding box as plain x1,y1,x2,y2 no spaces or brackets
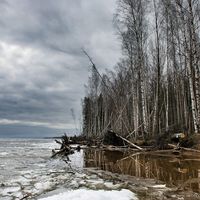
1,139,200,200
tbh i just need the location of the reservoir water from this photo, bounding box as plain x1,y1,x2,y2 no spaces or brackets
0,139,200,199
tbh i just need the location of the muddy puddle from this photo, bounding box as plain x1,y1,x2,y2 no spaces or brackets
84,148,200,193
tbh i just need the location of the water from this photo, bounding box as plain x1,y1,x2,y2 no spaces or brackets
0,139,140,200
84,148,200,193
0,139,84,199
1,139,200,199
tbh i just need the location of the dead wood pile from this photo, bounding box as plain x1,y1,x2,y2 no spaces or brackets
103,130,124,146
51,134,81,158
102,130,144,151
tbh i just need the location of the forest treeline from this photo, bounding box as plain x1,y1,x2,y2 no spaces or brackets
82,0,200,141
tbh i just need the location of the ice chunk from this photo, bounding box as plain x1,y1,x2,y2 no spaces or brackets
34,181,53,192
1,186,20,196
0,152,9,156
151,184,166,188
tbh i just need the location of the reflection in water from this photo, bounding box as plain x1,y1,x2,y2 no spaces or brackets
84,149,200,192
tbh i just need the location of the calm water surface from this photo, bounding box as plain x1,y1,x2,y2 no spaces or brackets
84,148,200,193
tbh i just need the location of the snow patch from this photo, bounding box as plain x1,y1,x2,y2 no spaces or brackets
38,189,138,200
69,150,84,169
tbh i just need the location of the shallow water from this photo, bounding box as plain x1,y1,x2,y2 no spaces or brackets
1,139,200,199
84,148,200,193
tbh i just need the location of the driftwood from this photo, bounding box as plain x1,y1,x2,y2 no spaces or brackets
145,152,181,158
51,146,71,158
51,134,200,160
51,137,74,158
55,139,63,145
168,143,200,154
168,143,177,148
115,133,144,151
168,143,180,150
184,158,200,161
51,135,82,158
143,148,182,157
181,147,200,153
20,193,32,200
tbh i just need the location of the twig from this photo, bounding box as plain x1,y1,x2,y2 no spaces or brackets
117,152,141,162
20,193,32,200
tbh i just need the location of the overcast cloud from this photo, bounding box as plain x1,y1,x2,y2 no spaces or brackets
0,0,121,137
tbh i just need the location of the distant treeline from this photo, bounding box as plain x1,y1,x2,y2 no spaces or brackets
82,0,200,140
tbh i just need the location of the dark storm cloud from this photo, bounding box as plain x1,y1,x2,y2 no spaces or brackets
0,0,121,134
0,0,120,59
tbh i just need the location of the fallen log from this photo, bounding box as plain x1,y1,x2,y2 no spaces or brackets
145,152,181,158
20,193,32,200
147,149,179,154
168,143,176,148
51,146,71,158
52,138,73,158
115,133,144,151
181,147,200,153
168,143,200,153
168,143,180,149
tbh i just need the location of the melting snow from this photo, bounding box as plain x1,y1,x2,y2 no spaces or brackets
38,189,138,200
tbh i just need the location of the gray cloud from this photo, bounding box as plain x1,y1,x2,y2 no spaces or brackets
0,0,121,136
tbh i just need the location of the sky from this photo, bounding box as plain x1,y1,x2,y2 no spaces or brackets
0,0,121,138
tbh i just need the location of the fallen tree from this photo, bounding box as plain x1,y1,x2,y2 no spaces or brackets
51,134,81,158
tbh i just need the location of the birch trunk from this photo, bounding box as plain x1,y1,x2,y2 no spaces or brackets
187,53,198,133
187,0,199,133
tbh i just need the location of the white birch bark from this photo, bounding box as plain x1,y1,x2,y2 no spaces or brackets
166,79,169,131
187,0,199,133
141,77,147,133
187,55,198,133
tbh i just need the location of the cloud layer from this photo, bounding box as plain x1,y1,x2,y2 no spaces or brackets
0,0,121,135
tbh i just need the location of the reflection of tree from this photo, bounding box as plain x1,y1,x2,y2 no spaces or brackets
198,169,200,190
84,149,200,192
